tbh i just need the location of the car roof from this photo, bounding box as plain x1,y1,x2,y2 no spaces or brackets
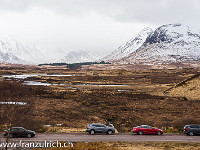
12,127,24,128
90,123,105,125
186,124,200,126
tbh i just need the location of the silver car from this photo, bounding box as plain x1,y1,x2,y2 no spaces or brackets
86,123,115,135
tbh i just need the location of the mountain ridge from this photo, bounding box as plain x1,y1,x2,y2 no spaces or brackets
1,24,200,65
102,27,153,62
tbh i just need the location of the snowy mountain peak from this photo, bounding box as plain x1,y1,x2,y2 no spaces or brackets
145,23,197,45
102,27,153,62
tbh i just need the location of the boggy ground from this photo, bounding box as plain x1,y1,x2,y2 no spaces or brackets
0,66,200,132
35,89,200,132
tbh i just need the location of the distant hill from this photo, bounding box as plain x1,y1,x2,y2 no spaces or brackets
57,50,104,64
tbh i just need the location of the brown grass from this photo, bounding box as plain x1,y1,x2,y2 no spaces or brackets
168,75,200,100
0,67,200,132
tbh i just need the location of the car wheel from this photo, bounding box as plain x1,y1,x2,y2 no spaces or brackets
90,130,95,135
138,131,143,135
9,134,13,138
157,131,162,135
107,130,113,135
189,132,194,136
27,134,32,138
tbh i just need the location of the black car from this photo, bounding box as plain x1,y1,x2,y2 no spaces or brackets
183,124,200,136
86,123,115,135
4,127,36,138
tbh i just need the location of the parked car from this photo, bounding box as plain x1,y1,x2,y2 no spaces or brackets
86,123,115,135
183,124,200,136
132,125,163,135
4,127,36,138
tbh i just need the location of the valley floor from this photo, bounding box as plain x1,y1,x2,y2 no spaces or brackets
0,64,200,133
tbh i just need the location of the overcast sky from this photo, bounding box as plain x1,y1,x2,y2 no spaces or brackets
0,0,200,55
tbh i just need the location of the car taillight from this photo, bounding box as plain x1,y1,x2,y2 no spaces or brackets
185,128,188,130
4,131,6,134
87,127,91,129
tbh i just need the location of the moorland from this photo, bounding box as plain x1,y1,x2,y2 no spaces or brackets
0,64,200,133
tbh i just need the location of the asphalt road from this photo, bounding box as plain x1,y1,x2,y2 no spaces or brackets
1,133,200,142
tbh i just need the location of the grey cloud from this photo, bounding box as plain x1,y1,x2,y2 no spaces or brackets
0,0,200,55
112,0,200,25
1,0,200,25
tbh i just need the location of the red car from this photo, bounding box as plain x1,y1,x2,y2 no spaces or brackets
132,125,163,135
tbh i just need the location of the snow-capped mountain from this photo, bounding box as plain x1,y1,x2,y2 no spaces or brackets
102,24,200,64
58,50,103,63
0,36,49,64
102,28,153,62
122,24,200,64
0,36,104,65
